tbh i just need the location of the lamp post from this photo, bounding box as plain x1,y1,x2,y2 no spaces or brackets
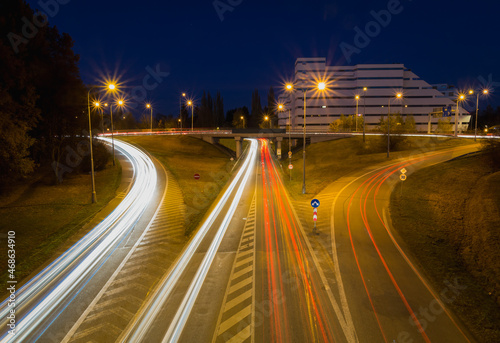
179,92,186,132
264,115,269,128
363,87,367,142
146,103,153,132
187,100,194,131
469,89,489,141
240,116,245,128
355,95,360,132
286,81,326,193
387,92,403,158
279,103,292,181
107,83,118,166
87,87,98,203
455,94,465,137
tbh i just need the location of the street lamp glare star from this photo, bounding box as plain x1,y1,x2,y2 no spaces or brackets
108,84,116,90
318,82,326,90
483,89,489,95
146,103,151,108
396,92,403,98
94,102,100,107
286,83,293,91
355,95,360,100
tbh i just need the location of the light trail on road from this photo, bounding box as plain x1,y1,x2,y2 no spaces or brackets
121,139,258,343
339,146,475,342
257,139,343,343
0,138,157,343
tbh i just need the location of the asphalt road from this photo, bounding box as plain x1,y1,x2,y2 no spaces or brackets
0,137,480,343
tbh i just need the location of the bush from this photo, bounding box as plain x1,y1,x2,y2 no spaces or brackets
481,139,500,170
81,141,110,172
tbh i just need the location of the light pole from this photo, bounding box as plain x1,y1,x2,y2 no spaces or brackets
107,83,118,166
264,115,269,128
146,103,153,132
286,81,326,193
355,95,360,132
363,87,367,142
179,92,186,132
469,89,489,141
455,94,465,137
279,103,292,181
240,116,245,128
87,87,97,203
387,92,403,158
187,100,194,131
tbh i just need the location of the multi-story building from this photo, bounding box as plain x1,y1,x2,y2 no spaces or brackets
277,58,469,132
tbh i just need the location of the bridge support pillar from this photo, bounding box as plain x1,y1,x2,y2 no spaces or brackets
235,137,242,159
276,137,283,159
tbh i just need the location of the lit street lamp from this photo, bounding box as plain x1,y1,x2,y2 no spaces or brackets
187,100,194,131
87,87,98,203
469,89,489,141
279,103,292,181
146,103,153,132
107,83,118,166
240,115,245,128
355,95,360,132
286,81,326,194
387,92,403,158
180,92,186,132
363,87,367,142
455,93,466,137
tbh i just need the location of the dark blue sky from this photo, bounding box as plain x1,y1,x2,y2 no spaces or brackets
27,0,500,117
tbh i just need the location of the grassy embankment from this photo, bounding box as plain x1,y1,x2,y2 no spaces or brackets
279,135,475,201
0,161,121,291
120,136,235,236
390,152,500,342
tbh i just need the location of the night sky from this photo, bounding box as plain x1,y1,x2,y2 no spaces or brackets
26,0,500,117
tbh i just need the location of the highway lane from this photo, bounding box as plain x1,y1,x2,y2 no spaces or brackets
118,139,259,342
254,139,354,343
328,145,479,343
0,138,163,343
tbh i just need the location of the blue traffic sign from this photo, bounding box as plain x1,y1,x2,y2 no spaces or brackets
311,199,320,208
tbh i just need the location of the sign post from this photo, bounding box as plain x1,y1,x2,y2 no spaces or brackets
311,199,320,234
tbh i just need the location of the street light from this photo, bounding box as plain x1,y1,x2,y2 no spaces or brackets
455,93,466,137
387,92,403,158
187,100,194,131
179,92,186,132
286,81,326,194
363,87,368,142
87,87,98,203
264,115,269,128
107,83,117,166
355,95,360,132
469,89,489,141
146,103,153,132
240,115,245,128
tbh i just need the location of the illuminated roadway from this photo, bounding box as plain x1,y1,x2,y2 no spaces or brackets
0,138,163,343
0,136,479,342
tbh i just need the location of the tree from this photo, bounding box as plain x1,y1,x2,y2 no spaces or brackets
250,89,262,128
267,86,276,127
214,91,224,128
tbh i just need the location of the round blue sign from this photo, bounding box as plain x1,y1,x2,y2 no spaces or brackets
311,199,320,208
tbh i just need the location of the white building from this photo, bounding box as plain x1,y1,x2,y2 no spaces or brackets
278,58,469,132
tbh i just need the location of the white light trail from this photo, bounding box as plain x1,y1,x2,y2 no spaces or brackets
122,139,258,343
0,138,157,342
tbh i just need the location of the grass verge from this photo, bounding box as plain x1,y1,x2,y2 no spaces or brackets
280,135,475,201
120,136,235,236
390,152,500,342
0,161,122,292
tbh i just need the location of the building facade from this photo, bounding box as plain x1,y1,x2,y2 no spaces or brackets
277,58,469,132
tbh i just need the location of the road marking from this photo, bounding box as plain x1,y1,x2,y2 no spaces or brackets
212,193,256,343
62,160,187,343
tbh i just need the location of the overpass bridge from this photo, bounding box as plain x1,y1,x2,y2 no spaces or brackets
188,129,351,158
102,129,352,158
